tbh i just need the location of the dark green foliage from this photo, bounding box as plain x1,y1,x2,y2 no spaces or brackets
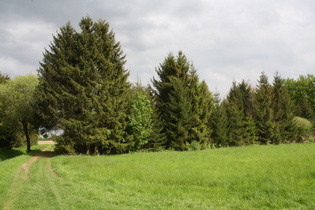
223,81,257,146
189,71,213,149
254,72,277,144
152,52,191,150
0,75,38,152
210,93,228,147
36,17,130,154
286,74,315,120
145,85,166,151
0,72,10,84
272,73,298,143
0,120,16,149
152,51,212,150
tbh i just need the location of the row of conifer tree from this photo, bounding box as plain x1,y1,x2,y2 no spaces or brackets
1,17,314,154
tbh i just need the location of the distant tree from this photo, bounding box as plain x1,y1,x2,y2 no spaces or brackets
285,74,315,120
254,72,278,144
0,72,10,84
35,17,130,154
0,74,38,152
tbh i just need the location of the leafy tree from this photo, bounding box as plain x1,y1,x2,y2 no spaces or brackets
0,74,38,152
0,72,10,84
286,74,315,120
129,91,153,151
35,17,130,154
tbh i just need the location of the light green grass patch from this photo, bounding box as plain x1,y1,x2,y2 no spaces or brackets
48,144,315,209
1,144,314,209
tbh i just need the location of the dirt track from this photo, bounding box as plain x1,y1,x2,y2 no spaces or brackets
3,145,58,209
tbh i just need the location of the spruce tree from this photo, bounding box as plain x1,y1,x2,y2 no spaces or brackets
152,51,212,150
223,80,257,146
210,93,228,147
272,73,298,143
36,17,130,154
254,72,277,144
189,69,213,149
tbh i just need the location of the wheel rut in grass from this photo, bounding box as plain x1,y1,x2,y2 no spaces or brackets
3,146,60,209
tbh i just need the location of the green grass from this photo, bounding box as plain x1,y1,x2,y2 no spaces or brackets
1,143,315,209
0,145,50,207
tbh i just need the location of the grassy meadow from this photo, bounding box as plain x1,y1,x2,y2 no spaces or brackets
0,143,315,209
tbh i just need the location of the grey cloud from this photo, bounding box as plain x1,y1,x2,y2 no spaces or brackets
1,0,315,96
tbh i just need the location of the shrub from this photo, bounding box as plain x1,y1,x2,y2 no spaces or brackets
294,117,313,136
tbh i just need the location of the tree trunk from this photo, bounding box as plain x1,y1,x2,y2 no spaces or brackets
22,121,31,153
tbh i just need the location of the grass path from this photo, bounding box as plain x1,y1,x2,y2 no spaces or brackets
1,145,61,210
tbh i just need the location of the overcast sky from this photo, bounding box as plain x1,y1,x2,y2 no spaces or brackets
1,0,315,96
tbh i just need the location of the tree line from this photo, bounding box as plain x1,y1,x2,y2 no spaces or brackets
0,17,314,154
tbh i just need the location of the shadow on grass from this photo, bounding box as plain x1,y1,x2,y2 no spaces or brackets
0,149,24,161
26,149,59,158
1,146,60,161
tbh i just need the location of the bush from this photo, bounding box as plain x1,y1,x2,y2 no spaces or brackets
186,141,201,151
294,117,313,136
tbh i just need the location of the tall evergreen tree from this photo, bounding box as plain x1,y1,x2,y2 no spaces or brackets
36,17,130,154
224,80,257,146
210,92,228,147
189,69,213,149
152,52,191,150
272,73,298,143
152,51,212,150
254,72,278,144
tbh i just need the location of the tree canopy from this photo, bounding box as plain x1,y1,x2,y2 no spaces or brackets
0,74,38,152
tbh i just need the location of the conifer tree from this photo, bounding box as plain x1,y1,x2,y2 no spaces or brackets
223,81,257,146
152,51,212,150
210,93,228,147
254,72,278,144
152,52,191,150
145,86,166,151
272,73,298,142
36,17,130,154
189,69,213,149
